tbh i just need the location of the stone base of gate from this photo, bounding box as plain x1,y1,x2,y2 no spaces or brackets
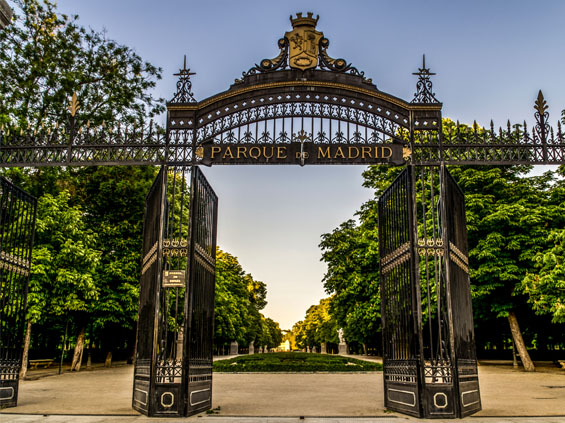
0,379,19,408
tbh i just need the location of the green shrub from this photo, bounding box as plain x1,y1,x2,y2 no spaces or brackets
213,352,382,372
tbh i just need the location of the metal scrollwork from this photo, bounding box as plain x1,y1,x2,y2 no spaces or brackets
171,56,197,104
318,37,368,81
411,55,439,104
242,38,289,77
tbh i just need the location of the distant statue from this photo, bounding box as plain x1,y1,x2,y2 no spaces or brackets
338,328,345,344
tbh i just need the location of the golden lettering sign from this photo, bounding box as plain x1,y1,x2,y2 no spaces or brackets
199,143,403,165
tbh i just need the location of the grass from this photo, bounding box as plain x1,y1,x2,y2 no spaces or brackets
212,352,382,372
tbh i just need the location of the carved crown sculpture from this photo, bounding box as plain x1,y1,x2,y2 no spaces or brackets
290,12,319,28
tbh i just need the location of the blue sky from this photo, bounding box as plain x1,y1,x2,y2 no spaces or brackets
49,0,565,330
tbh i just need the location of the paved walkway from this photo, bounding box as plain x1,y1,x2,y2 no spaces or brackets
1,361,564,423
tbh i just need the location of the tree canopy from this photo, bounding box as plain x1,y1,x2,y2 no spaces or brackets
310,120,565,361
0,1,282,364
214,248,282,351
521,229,565,324
0,0,164,130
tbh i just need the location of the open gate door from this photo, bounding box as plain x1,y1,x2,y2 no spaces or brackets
0,177,37,408
378,166,421,417
378,165,481,419
133,165,218,417
184,166,218,416
133,167,168,416
441,166,481,417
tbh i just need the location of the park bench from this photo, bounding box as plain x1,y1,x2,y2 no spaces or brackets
28,359,55,369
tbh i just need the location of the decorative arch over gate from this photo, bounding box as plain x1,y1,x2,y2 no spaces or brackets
166,12,441,167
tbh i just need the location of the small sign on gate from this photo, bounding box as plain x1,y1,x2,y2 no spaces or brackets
162,270,186,288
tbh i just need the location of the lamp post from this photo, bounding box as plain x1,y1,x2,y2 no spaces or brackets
0,0,12,29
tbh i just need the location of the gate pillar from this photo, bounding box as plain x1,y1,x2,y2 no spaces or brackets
0,177,37,408
378,165,481,419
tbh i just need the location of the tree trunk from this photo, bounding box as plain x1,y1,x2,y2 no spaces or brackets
508,311,535,372
71,326,86,371
19,320,32,380
105,351,112,367
129,340,136,365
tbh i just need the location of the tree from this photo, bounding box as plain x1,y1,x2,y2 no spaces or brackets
293,298,338,350
319,210,382,352
214,249,250,346
521,229,565,324
22,191,100,372
213,248,281,351
243,274,267,346
0,0,164,130
448,165,565,370
1,0,166,370
264,317,283,350
71,166,157,364
319,119,565,368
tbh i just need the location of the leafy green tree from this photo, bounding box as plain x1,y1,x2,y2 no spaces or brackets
214,249,253,347
448,165,565,370
320,119,565,367
71,166,157,363
319,212,382,352
264,317,283,349
242,274,266,346
255,316,283,351
521,229,565,324
213,248,281,352
23,191,100,372
2,0,166,369
291,321,305,350
5,165,157,368
0,0,164,130
293,298,338,350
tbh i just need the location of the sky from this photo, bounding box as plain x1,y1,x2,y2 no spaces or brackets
47,0,565,330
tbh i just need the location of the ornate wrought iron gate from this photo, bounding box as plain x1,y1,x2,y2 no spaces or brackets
184,166,218,416
133,165,217,417
378,165,481,418
378,166,420,416
133,166,167,416
0,176,36,408
441,166,481,417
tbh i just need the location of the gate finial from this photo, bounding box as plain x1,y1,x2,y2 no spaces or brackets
411,54,439,104
534,90,549,146
171,55,197,104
